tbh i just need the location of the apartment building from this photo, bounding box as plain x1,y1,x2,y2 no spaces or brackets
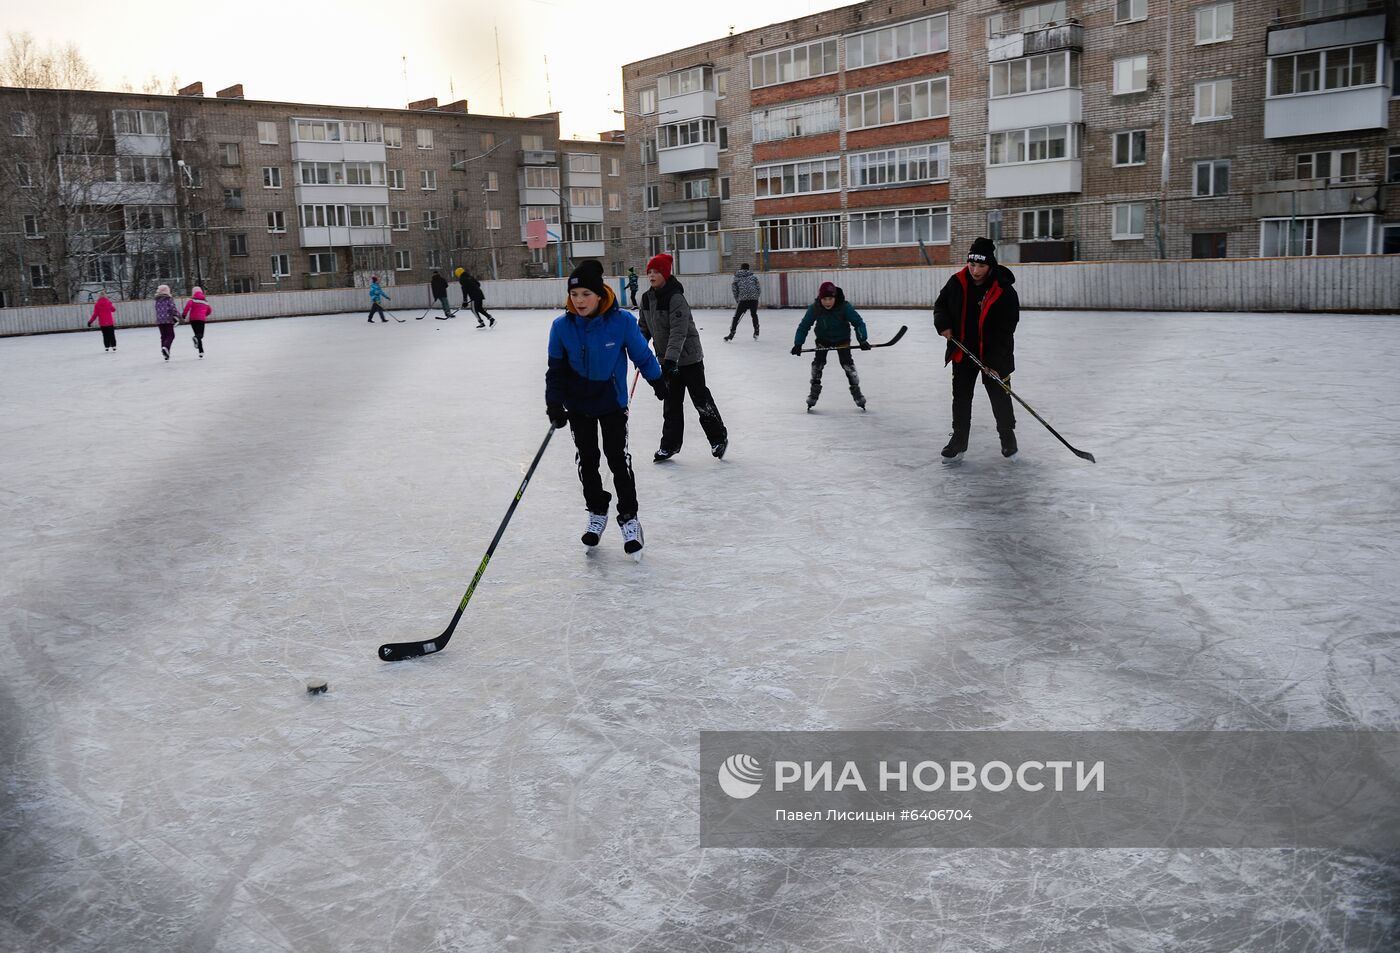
521,134,628,277
621,0,1397,274
0,84,627,305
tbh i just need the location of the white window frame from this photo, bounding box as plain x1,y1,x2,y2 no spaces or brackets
644,185,659,210
218,142,241,167
485,170,498,191
262,166,282,189
485,209,502,230
756,215,842,252
608,191,623,210
1387,146,1400,184
227,233,249,257
388,169,405,190
991,50,1079,98
848,142,950,189
987,125,1080,166
1020,207,1065,240
567,152,601,173
394,250,412,271
271,254,291,278
384,126,403,149
1193,78,1233,122
391,210,409,231
1113,55,1148,95
749,37,840,89
753,157,842,199
720,175,731,200
1112,130,1147,167
1269,43,1383,98
258,120,279,144
1022,2,1067,29
1115,0,1147,24
420,169,437,191
1112,202,1147,240
569,187,603,207
416,129,433,150
30,264,52,288
847,206,950,248
750,98,840,144
422,210,440,231
845,77,950,131
609,157,621,176
639,87,657,115
521,134,545,152
1195,2,1233,45
1296,149,1361,183
23,214,43,239
1259,214,1375,256
266,210,286,233
656,119,718,151
1193,159,1230,197
845,14,950,71
426,250,442,269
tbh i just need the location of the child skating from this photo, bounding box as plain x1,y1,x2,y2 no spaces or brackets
367,276,390,322
154,284,179,361
181,287,212,357
88,293,117,351
791,281,870,412
545,260,666,559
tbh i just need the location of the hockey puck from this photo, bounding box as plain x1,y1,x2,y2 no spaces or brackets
306,678,329,695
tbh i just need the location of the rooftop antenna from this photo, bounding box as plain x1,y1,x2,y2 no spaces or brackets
495,26,505,114
401,55,408,107
544,55,553,110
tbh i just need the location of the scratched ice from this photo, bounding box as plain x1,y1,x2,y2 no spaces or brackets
2,307,1397,952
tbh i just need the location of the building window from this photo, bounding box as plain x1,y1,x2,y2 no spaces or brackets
267,210,286,233
1388,146,1400,183
423,210,440,231
846,14,950,70
416,129,433,150
522,166,560,189
178,118,199,141
390,250,409,271
344,162,385,186
665,222,715,252
1394,57,1399,95
293,119,340,142
988,125,1080,165
225,277,253,294
846,77,949,131
381,125,401,148
1113,55,1148,95
1112,202,1146,240
257,120,279,144
750,38,839,89
1193,79,1233,121
609,157,621,176
484,170,498,191
271,254,291,277
991,51,1080,97
9,111,35,136
521,134,545,152
224,187,244,210
757,215,842,251
570,223,603,243
391,210,408,231
420,169,437,190
23,214,43,238
388,169,405,190
718,126,729,152
1191,233,1228,258
644,185,659,210
189,212,207,232
751,98,840,143
520,205,561,230
112,109,168,136
641,140,657,164
720,176,731,200
1020,207,1064,239
682,179,712,200
1260,215,1373,256
30,264,52,288
228,233,249,257
1297,149,1359,183
16,161,32,187
218,143,241,167
1382,223,1400,254
848,206,949,247
1193,159,1230,197
485,209,502,230
657,119,718,150
262,166,282,189
568,153,601,173
754,157,841,198
639,87,657,115
449,149,466,167
426,250,442,269
1116,0,1147,24
480,132,496,150
569,187,603,207
1270,44,1380,96
1023,1,1067,28
1195,3,1233,44
610,226,623,244
608,191,622,211
1112,130,1147,167
647,236,665,256
300,204,347,227
716,69,729,99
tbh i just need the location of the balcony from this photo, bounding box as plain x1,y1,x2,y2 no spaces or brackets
1269,0,1386,29
291,140,386,163
658,88,717,124
293,184,391,206
658,143,719,175
569,204,605,223
1264,84,1389,137
659,197,721,224
1251,175,1384,218
988,88,1082,133
570,240,605,259
986,160,1082,199
298,225,392,248
988,22,1083,62
520,149,558,165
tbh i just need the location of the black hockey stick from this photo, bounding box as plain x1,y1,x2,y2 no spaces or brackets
947,337,1096,464
383,308,406,323
799,325,907,353
378,426,557,661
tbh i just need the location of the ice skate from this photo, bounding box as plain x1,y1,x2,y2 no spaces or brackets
653,448,676,462
619,516,644,561
1000,432,1018,459
581,512,608,549
941,434,967,465
161,346,169,361
711,438,727,460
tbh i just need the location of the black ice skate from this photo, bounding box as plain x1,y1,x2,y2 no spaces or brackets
711,438,727,460
653,448,677,462
619,515,644,560
581,512,608,548
1001,432,1018,458
941,434,967,464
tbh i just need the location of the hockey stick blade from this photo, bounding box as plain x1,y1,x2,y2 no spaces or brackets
377,427,556,662
801,325,907,353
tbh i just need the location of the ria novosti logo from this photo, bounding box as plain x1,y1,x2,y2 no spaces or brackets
718,754,764,799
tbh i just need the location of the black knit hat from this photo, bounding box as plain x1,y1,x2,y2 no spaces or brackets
568,259,607,297
967,236,997,267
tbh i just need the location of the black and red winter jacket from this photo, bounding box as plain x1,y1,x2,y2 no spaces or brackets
932,265,1020,376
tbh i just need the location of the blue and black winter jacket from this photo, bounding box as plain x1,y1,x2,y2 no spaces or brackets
546,286,663,417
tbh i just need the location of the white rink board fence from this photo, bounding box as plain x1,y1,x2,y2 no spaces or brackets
2,257,1396,336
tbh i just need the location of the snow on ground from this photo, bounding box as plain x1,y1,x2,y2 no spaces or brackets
1,307,1397,952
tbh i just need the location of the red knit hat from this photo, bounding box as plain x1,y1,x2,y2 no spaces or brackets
818,281,839,299
645,253,673,280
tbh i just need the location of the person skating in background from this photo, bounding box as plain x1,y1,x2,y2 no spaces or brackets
154,284,179,361
367,276,390,323
181,287,212,358
626,267,639,309
725,263,761,341
546,260,667,558
430,270,455,320
88,293,117,351
791,281,869,412
933,237,1020,462
637,252,729,461
457,268,495,328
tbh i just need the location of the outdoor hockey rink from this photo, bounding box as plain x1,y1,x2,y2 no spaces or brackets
2,306,1397,952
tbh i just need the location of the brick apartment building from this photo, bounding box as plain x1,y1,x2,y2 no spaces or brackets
621,0,1398,274
0,84,627,305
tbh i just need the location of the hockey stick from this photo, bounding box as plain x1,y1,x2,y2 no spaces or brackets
629,368,641,399
947,337,1096,464
799,325,907,353
378,426,558,662
383,308,406,323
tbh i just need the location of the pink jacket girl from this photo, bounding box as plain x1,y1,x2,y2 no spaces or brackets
181,287,213,357
88,295,117,351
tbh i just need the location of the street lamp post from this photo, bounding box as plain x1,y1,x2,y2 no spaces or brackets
449,137,511,280
613,108,678,264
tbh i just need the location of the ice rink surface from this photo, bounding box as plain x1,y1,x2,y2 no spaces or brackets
2,305,1398,952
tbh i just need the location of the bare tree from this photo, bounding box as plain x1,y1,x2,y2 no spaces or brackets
0,32,99,90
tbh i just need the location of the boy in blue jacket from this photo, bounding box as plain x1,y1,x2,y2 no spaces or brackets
547,260,667,556
367,276,389,323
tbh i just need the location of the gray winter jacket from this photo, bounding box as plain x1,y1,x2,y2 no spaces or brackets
638,277,704,367
732,268,760,302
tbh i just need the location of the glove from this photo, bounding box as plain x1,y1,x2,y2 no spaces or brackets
547,404,568,429
662,359,679,378
790,345,802,356
858,339,871,351
649,377,668,401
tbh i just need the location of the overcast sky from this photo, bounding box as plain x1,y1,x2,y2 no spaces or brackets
8,0,855,140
